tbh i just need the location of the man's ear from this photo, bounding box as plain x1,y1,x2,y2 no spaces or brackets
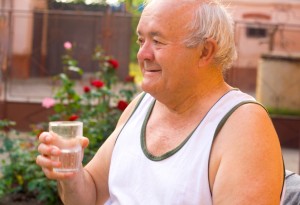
198,38,218,67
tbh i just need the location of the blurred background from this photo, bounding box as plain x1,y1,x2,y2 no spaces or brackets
0,0,300,205
0,0,299,203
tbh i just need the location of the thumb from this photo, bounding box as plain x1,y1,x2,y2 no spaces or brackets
80,137,89,149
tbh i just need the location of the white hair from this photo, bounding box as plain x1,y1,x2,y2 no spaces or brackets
143,0,237,71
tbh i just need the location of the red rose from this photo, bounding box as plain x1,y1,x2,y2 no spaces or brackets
69,114,79,121
125,75,135,82
117,100,128,111
91,80,104,88
107,59,119,69
84,86,91,93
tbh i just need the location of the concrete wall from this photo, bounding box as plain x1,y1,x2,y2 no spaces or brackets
12,0,34,55
0,101,53,131
226,0,300,69
0,0,47,78
257,53,300,111
2,0,300,91
4,0,300,70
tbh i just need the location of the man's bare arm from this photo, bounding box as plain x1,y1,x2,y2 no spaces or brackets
58,92,144,204
210,104,284,204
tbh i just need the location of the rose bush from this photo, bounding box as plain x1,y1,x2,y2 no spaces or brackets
0,42,138,204
0,119,62,204
39,42,138,163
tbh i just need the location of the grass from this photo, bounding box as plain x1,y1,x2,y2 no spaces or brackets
267,107,300,117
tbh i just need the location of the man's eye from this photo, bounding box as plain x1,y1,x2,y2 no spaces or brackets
136,39,144,46
153,40,161,45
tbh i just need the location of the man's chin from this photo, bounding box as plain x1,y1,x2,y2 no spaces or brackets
141,81,155,94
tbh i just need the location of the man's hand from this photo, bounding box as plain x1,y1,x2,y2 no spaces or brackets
36,131,89,180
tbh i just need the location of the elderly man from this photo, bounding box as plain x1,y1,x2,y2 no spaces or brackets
36,0,285,204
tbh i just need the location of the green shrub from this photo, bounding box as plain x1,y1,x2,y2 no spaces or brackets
0,120,62,204
267,107,300,117
0,43,138,204
40,43,138,163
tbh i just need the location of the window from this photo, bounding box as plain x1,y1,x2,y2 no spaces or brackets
246,27,267,38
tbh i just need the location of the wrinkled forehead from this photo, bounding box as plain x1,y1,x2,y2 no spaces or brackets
145,0,202,5
144,0,197,15
140,0,196,30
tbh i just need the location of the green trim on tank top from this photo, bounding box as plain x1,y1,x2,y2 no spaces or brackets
141,88,240,161
207,100,285,199
114,92,147,144
140,99,197,161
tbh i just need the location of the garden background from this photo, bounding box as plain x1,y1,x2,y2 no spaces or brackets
0,0,142,204
1,0,300,204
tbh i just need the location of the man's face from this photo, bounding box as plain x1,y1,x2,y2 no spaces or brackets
136,0,202,99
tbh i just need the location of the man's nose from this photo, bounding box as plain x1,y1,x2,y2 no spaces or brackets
137,42,154,61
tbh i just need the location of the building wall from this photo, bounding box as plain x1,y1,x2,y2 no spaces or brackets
0,0,37,78
2,0,132,79
2,0,300,82
227,0,300,69
12,0,34,55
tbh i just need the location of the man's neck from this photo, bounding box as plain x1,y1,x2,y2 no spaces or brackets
156,75,231,115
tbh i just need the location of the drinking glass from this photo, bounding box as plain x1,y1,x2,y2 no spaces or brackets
49,121,82,172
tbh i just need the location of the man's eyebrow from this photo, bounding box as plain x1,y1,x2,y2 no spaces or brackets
149,31,162,37
136,30,163,37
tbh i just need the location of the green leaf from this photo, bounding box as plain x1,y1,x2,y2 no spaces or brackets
59,73,69,83
67,59,77,66
68,66,83,75
3,138,13,151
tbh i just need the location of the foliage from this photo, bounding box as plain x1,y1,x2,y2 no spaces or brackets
267,107,300,117
40,42,138,163
0,120,62,204
0,42,138,204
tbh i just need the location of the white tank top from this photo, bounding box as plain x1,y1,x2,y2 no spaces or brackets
105,90,284,205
